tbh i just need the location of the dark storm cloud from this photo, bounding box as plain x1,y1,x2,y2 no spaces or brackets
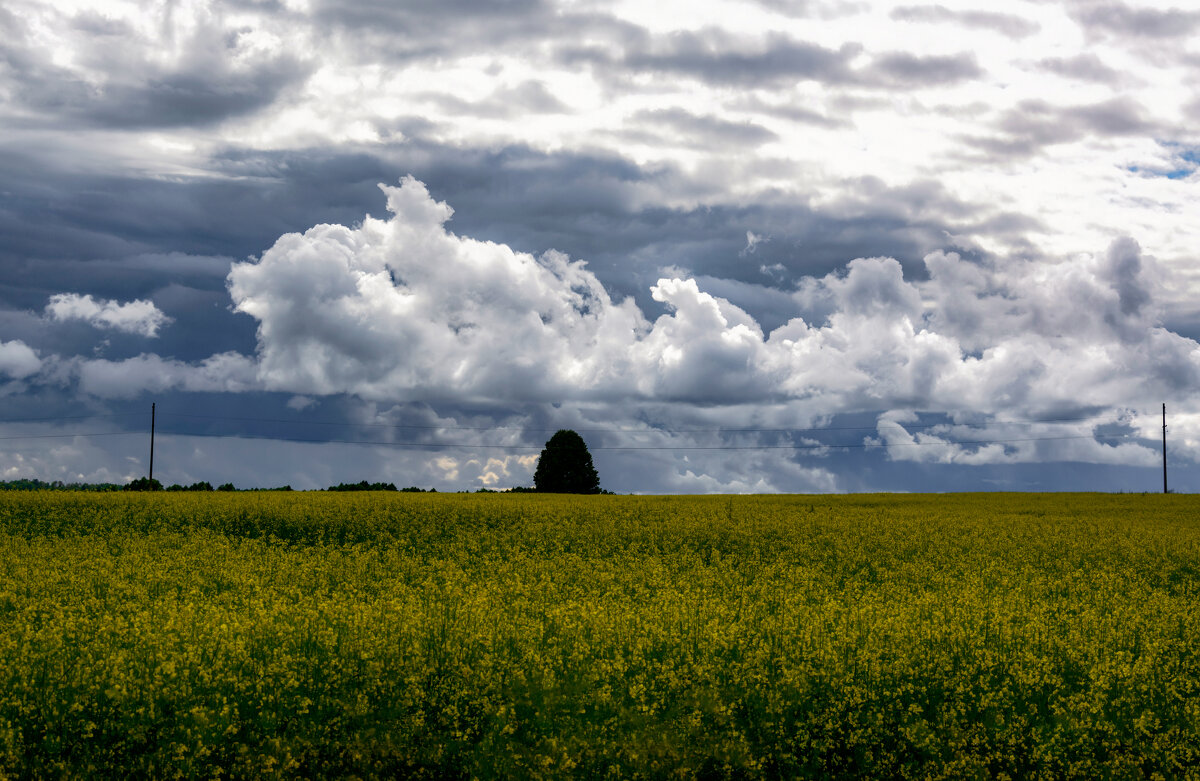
626,108,779,148
890,5,1041,38
1070,1,1200,39
0,129,1010,349
0,6,311,130
0,139,377,363
1037,54,1123,84
79,62,310,130
359,142,1011,301
0,143,391,271
265,147,1005,279
964,97,1160,159
0,272,255,365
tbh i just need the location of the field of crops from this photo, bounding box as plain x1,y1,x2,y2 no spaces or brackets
1,491,1198,778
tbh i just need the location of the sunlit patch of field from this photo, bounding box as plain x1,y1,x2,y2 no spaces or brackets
1,492,1198,778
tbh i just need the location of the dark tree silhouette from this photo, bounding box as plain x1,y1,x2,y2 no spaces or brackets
124,477,162,492
533,429,601,494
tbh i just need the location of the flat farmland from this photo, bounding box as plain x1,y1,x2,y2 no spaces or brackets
1,492,1198,778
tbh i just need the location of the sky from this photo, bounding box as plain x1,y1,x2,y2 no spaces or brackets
1,0,1198,493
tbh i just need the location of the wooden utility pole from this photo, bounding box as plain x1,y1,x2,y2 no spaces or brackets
149,402,156,482
1162,402,1168,494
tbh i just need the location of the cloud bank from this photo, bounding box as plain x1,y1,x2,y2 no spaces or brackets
225,178,1199,422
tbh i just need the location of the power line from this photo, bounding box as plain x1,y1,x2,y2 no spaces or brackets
0,432,141,442
0,412,144,424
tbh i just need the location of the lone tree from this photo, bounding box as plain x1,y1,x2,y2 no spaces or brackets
533,429,601,494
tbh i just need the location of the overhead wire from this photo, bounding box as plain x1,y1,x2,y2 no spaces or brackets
0,412,145,424
0,432,142,441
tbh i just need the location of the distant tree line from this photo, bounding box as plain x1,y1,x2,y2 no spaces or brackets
123,478,238,492
326,481,434,492
2,475,614,494
0,478,124,492
2,478,430,493
4,428,607,495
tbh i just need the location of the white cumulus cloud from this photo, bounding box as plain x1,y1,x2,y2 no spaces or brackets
225,177,1200,430
228,176,650,402
76,352,258,399
0,340,42,379
46,293,172,337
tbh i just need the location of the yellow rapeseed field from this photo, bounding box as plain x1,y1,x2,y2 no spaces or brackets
1,491,1198,778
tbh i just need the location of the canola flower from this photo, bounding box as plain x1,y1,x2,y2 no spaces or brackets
0,491,1198,778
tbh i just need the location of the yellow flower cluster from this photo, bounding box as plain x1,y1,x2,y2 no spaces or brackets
0,491,1198,778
